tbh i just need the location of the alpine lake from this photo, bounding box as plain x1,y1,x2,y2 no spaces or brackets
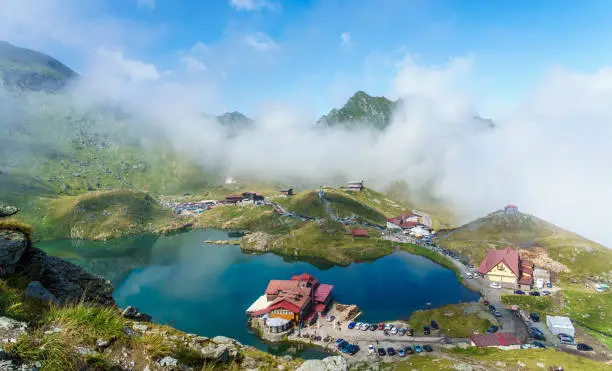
38,229,479,359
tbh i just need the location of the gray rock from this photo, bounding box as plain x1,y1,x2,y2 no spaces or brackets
0,360,17,370
43,327,61,335
0,318,27,341
121,306,138,318
123,326,140,337
194,336,209,344
0,347,8,361
36,250,114,306
200,344,229,363
296,356,347,371
133,312,152,322
0,230,28,276
0,204,19,218
74,346,96,356
453,364,474,371
24,281,59,304
212,336,240,346
95,338,110,349
157,356,178,367
13,247,44,281
133,324,148,332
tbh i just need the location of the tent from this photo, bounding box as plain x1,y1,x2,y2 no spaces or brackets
546,316,575,337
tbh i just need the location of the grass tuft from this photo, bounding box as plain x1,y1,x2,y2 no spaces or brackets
44,304,125,344
0,218,34,243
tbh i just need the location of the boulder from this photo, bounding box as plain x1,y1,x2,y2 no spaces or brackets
296,356,347,371
0,318,27,341
200,344,230,363
0,230,28,276
14,246,45,281
212,336,240,346
121,306,152,322
0,204,19,218
36,250,114,306
24,281,59,304
157,356,178,367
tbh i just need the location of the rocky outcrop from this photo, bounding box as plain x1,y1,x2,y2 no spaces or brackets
1,226,114,306
24,281,59,304
0,204,19,218
296,356,347,371
240,232,278,252
121,306,152,322
0,229,28,276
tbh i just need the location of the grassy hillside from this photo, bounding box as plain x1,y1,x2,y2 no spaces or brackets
272,220,393,266
195,204,304,235
435,209,612,280
405,304,492,338
17,190,182,241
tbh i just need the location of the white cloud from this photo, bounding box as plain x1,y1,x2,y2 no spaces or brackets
180,56,207,72
340,32,351,46
229,0,276,11
137,0,155,10
244,32,279,51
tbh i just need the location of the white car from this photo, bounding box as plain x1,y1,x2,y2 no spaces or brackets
490,282,502,289
384,324,392,331
465,272,473,279
368,344,375,354
356,322,364,329
390,327,398,335
361,323,370,331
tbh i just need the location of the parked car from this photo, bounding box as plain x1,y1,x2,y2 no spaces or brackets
326,315,335,322
398,327,407,336
377,323,384,330
530,313,540,322
387,347,395,356
390,327,398,335
407,328,414,336
361,324,370,331
529,330,545,341
465,272,473,279
355,322,363,329
423,344,433,352
487,325,499,333
483,300,490,306
514,290,525,295
488,304,496,312
541,290,551,296
347,322,356,329
369,324,376,331
577,343,593,351
367,344,375,354
377,348,386,356
398,347,406,357
529,291,541,296
490,282,502,289
348,344,360,355
384,324,392,331
414,344,423,353
546,281,552,288
335,338,345,347
423,326,431,335
337,340,348,349
430,320,439,330
558,334,575,344
405,346,414,354
533,341,547,349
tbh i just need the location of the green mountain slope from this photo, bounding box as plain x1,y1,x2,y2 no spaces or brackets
0,41,77,92
436,208,612,280
317,91,397,130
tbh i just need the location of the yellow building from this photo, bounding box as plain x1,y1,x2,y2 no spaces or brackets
477,247,520,284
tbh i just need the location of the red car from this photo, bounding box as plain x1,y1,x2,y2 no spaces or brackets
483,300,489,306
377,323,384,330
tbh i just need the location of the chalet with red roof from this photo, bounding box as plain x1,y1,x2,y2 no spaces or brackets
351,229,369,238
478,246,533,288
246,273,334,326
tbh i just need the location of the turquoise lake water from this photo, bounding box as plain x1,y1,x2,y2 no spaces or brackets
38,229,479,358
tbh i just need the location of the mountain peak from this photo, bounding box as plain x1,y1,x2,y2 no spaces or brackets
0,41,77,92
317,90,397,130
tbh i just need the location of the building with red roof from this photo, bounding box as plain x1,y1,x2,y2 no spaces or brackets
478,246,534,287
470,332,521,350
246,273,334,325
351,229,369,238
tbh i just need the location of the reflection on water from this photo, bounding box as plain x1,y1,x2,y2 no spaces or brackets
38,229,479,358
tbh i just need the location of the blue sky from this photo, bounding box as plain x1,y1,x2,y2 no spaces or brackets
4,0,612,116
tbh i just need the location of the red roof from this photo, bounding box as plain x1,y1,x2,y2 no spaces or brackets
252,300,301,316
518,275,533,285
314,303,327,313
291,273,318,285
314,284,333,303
470,332,521,347
387,213,420,229
477,247,520,277
265,280,300,295
226,194,243,199
351,229,369,237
